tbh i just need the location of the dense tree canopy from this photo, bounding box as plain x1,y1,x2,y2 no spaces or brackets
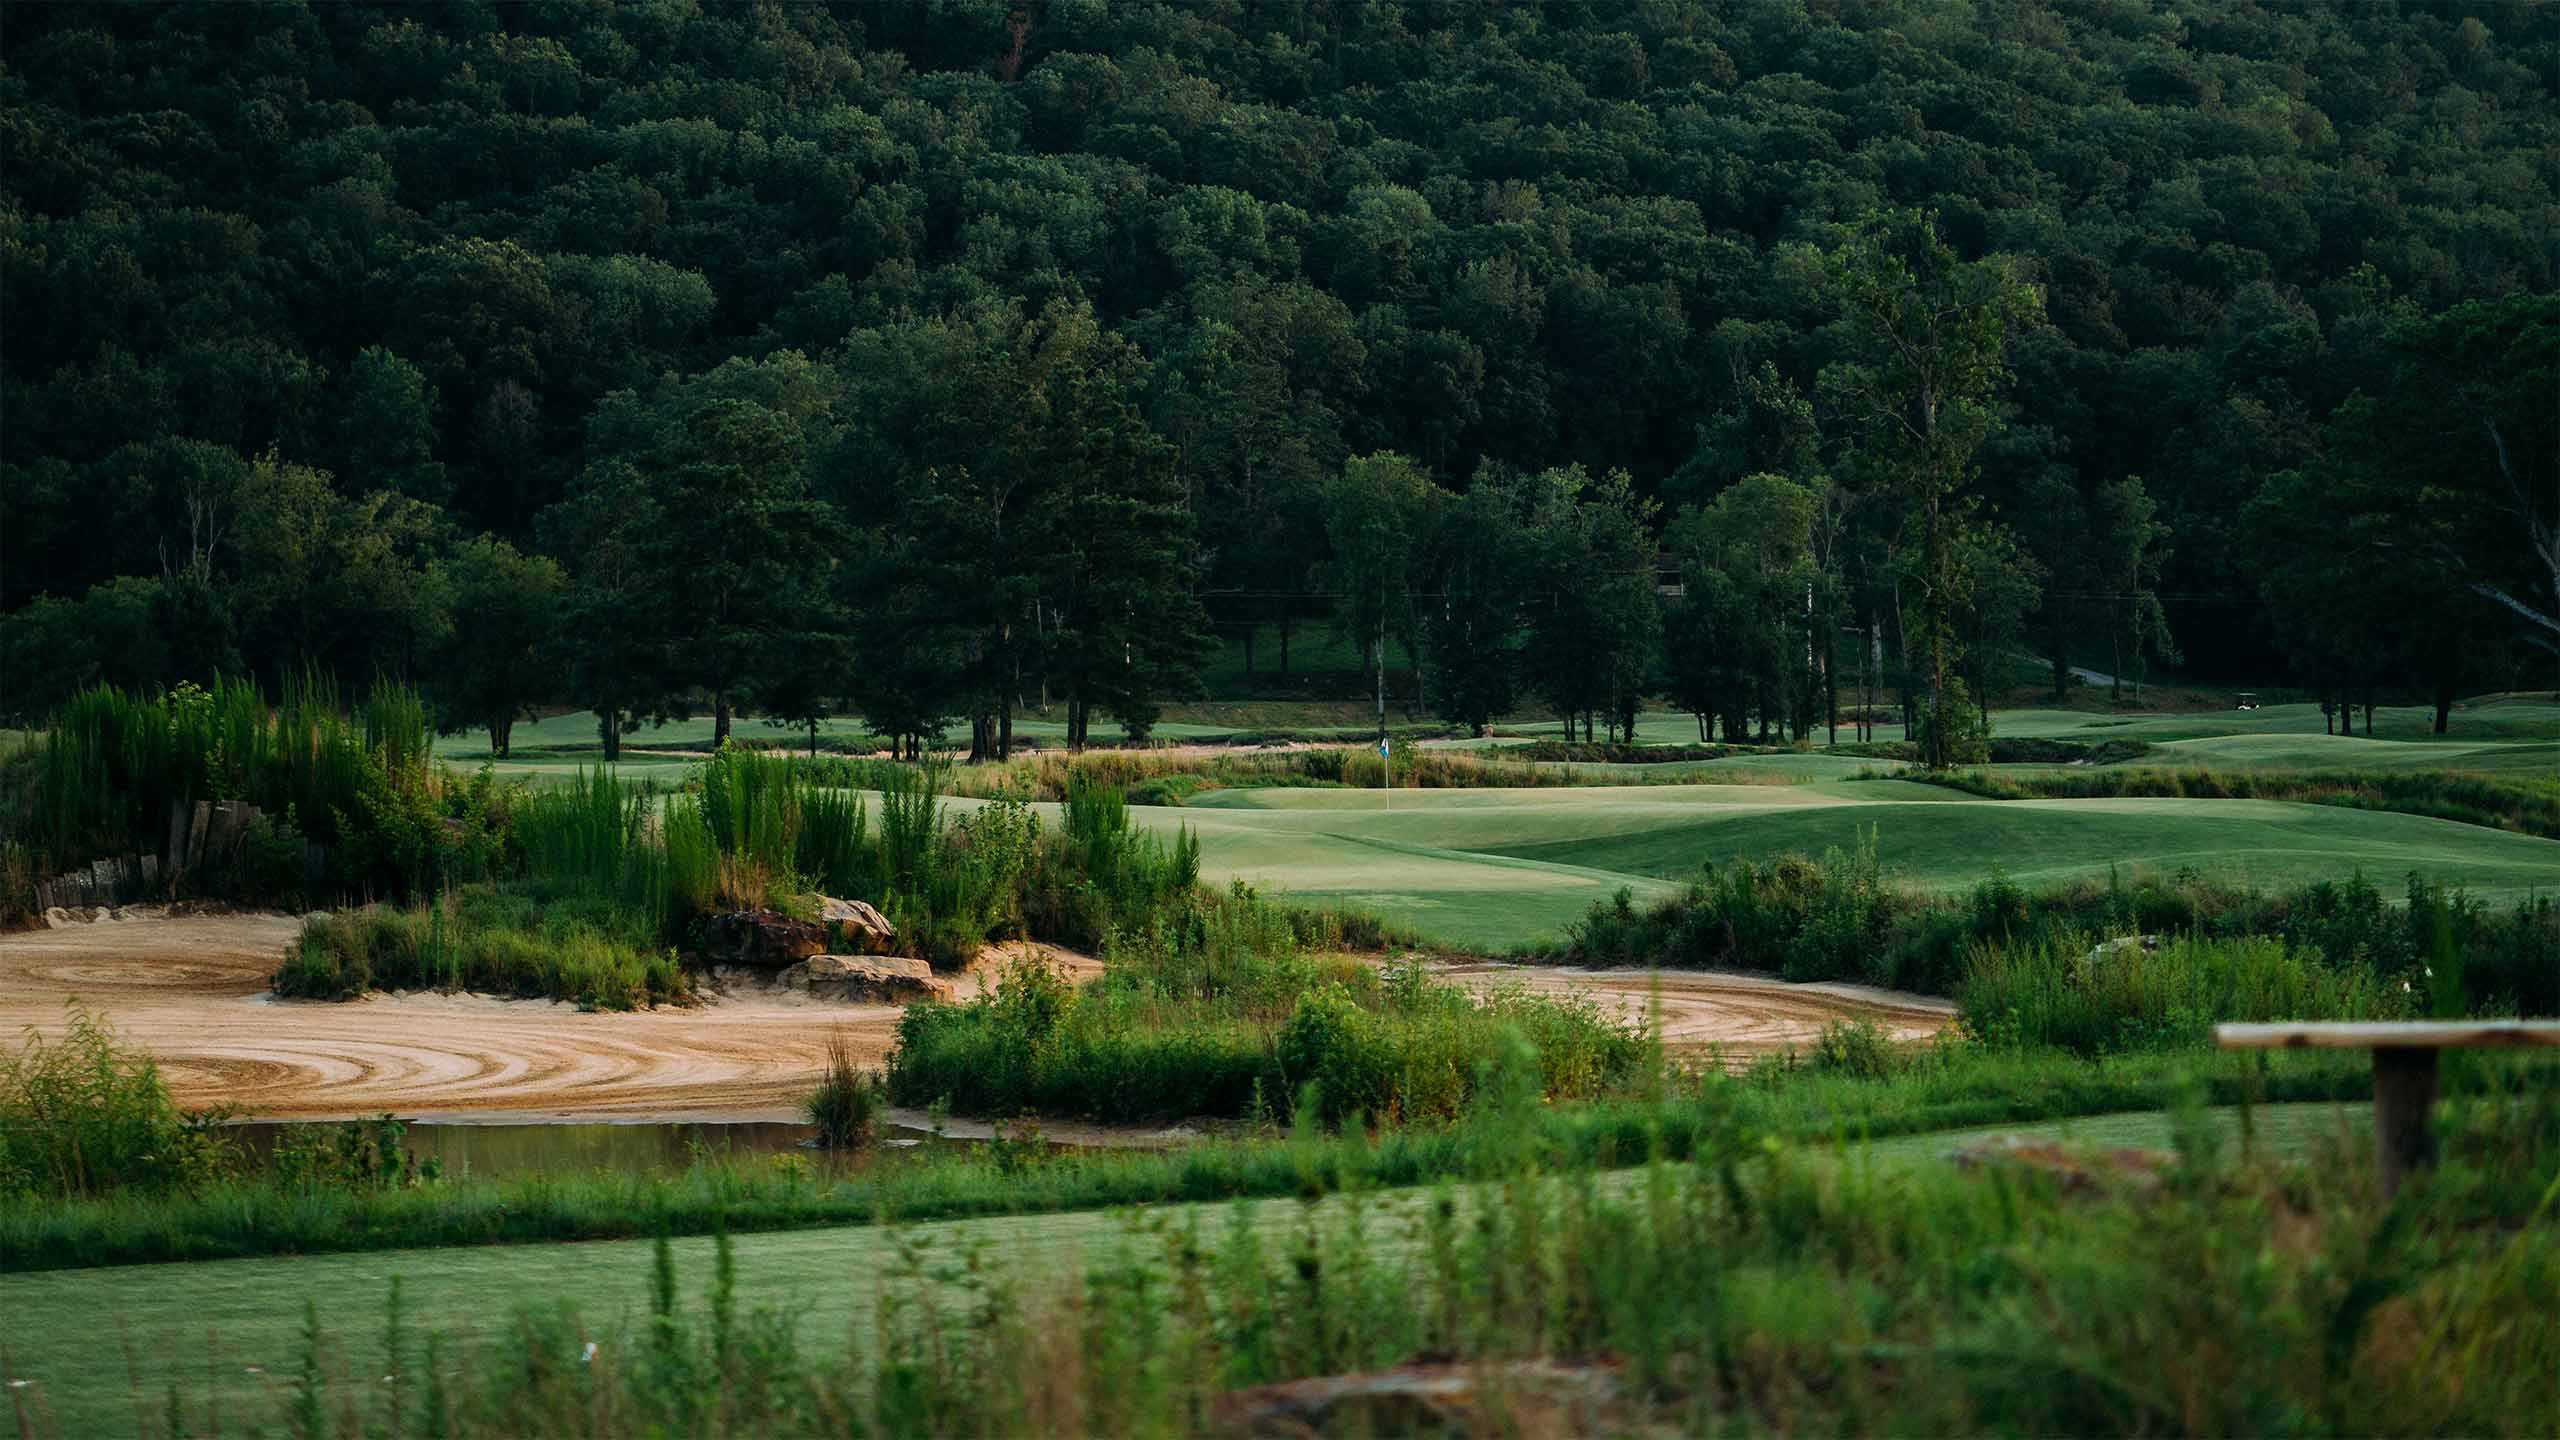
4,1,2554,732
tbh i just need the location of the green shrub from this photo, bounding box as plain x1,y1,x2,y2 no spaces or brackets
17,676,495,906
0,1009,233,1198
1574,849,2556,1017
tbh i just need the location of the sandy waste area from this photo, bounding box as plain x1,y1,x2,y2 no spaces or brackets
1,913,1951,1124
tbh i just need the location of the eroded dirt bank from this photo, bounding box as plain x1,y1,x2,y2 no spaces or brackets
1,916,1951,1122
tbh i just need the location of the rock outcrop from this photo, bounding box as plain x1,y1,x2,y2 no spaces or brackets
701,909,827,968
780,954,952,1004
817,896,896,954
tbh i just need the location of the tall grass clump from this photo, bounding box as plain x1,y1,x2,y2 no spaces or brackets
277,889,685,1009
507,767,668,915
803,1034,882,1149
16,676,495,904
1020,773,1200,946
1957,931,2408,1055
888,885,1649,1124
0,1009,232,1198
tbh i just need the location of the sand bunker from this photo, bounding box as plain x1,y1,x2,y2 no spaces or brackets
0,916,1949,1123
0,917,1094,1124
1426,960,1955,1065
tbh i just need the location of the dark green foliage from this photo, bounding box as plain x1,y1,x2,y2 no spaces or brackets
2,3,2553,706
1571,843,2559,1016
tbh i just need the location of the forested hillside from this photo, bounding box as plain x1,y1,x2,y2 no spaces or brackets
4,1,2554,752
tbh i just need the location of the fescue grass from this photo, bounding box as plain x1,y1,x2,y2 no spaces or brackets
275,887,687,1010
279,748,1223,999
802,1035,882,1150
1956,931,2406,1055
887,886,1651,1124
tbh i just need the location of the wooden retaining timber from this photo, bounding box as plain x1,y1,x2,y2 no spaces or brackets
33,798,274,909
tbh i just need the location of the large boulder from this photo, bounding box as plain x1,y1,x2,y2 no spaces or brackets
816,896,897,954
781,954,953,1005
702,909,827,968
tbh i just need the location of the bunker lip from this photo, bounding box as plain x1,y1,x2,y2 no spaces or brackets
3,916,1952,1126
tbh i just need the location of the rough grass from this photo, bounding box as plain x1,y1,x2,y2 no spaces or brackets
886,888,1651,1124
0,1037,2423,1278
275,887,687,1010
10,1070,2552,1438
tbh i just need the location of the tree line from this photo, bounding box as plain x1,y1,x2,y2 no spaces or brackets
4,3,2555,747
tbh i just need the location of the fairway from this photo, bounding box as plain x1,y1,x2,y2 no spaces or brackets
0,1104,2364,1437
1125,785,2560,950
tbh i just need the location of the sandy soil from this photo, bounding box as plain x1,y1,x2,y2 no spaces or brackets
0,916,1951,1123
1427,960,1955,1066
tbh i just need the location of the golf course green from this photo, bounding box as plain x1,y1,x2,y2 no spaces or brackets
439,700,2557,952
1144,784,2560,950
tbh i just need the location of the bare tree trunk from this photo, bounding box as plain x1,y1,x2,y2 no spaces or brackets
489,716,513,758
600,712,622,763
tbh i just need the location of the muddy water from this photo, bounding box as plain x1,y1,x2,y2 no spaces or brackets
220,1118,995,1178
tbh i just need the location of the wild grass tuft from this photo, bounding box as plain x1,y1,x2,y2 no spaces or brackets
803,1034,883,1149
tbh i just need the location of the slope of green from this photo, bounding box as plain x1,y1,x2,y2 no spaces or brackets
1112,786,2560,949
1481,797,2560,899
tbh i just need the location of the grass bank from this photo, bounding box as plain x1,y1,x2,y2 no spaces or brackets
23,1077,2554,1438
1904,763,2560,839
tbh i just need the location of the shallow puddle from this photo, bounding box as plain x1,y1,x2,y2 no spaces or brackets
222,1118,981,1178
